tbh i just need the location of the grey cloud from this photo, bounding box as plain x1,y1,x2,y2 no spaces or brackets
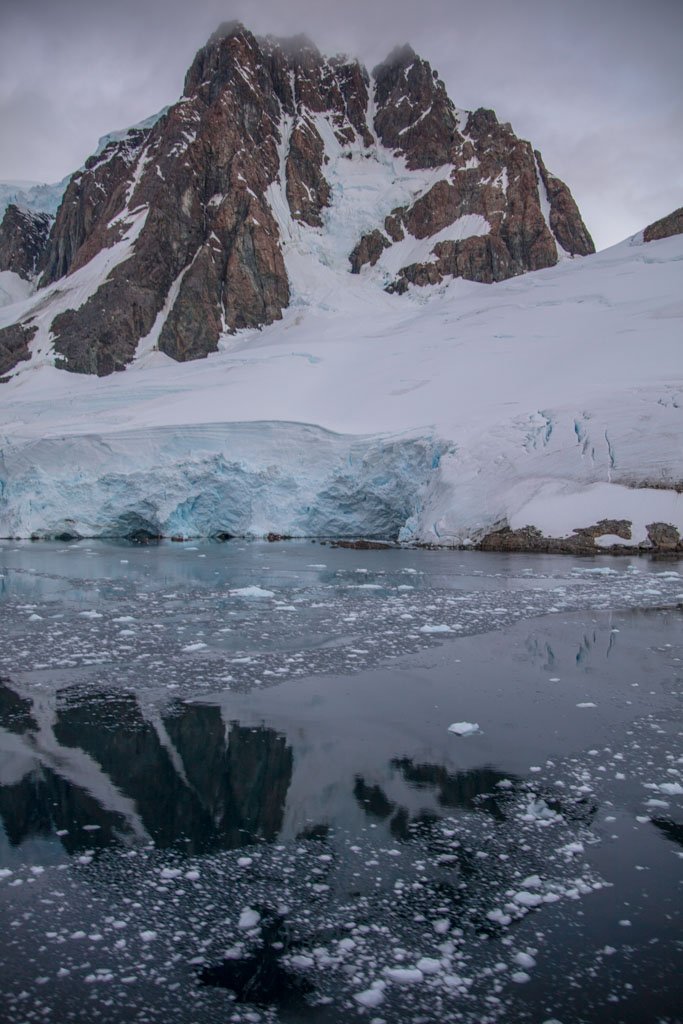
0,0,681,247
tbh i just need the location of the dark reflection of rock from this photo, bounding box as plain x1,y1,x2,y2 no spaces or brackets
296,823,330,842
48,691,292,852
0,766,129,852
0,679,38,733
391,759,518,819
651,817,683,849
164,704,292,847
353,778,395,819
54,692,210,850
199,908,314,1012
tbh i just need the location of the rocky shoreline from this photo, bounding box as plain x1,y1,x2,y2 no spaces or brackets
9,517,682,556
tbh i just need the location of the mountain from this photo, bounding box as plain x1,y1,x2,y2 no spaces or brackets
0,23,680,550
0,22,593,377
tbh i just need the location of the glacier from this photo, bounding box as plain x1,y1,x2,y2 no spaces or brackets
0,423,442,540
0,158,681,543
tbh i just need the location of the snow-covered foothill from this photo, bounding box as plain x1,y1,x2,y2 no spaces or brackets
0,205,681,543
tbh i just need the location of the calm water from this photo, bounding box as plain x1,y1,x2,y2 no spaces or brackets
0,540,681,1023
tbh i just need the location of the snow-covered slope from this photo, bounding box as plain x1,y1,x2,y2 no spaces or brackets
0,228,680,544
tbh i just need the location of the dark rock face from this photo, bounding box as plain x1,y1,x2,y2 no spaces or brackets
35,24,375,376
535,151,594,255
358,97,594,290
0,205,53,280
349,229,390,273
373,45,462,169
0,322,36,379
1,22,595,379
478,518,682,554
643,207,683,243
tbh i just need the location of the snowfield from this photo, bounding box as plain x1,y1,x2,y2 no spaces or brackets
0,197,681,541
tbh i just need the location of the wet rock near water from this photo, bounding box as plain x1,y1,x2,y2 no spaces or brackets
478,519,682,555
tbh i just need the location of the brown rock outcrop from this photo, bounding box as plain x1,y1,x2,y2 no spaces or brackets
0,22,596,378
373,45,462,169
0,205,52,280
349,229,390,273
535,151,594,256
0,322,36,379
643,207,683,243
478,518,682,555
34,24,377,376
357,100,593,289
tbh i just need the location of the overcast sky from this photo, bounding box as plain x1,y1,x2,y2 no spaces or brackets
1,0,681,249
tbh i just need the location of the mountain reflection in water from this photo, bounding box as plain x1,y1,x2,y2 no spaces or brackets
0,679,292,854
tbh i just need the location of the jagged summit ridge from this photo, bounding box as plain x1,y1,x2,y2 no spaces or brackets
0,22,594,378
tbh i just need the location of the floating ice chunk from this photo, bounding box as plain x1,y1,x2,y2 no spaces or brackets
140,930,157,942
290,954,314,969
420,623,452,633
658,782,683,796
520,797,562,824
571,567,619,576
576,702,597,708
486,908,512,926
511,971,531,983
354,986,384,1007
416,957,442,974
238,907,261,930
181,642,207,652
513,891,543,908
80,609,103,619
237,857,253,867
384,966,424,984
513,952,536,969
230,586,275,598
448,721,480,736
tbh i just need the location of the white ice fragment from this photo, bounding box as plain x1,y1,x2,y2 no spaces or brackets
238,907,261,930
420,623,452,633
448,722,480,736
160,868,182,879
384,966,424,984
486,909,512,926
416,957,442,974
513,891,543,908
230,586,275,598
290,954,314,969
140,930,157,942
354,987,384,1007
560,842,584,857
181,642,207,652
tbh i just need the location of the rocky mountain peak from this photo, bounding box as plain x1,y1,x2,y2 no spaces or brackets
0,24,596,380
0,204,53,280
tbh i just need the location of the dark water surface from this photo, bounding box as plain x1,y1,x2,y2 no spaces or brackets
0,541,681,1023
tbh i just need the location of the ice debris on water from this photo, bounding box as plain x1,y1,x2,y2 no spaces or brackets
230,586,275,598
448,721,480,736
